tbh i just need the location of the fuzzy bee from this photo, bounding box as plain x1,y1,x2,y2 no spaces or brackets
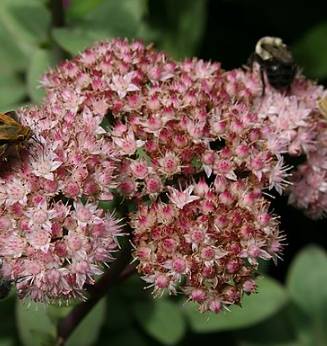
0,258,14,300
248,36,297,96
0,277,29,300
0,278,16,300
0,110,34,158
0,258,28,300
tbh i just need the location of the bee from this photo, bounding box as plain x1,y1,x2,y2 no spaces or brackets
0,110,34,158
0,277,17,300
0,258,28,300
248,36,297,96
0,277,29,300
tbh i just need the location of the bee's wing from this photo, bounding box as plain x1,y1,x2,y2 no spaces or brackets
262,43,294,65
4,111,20,123
0,112,20,126
0,124,21,140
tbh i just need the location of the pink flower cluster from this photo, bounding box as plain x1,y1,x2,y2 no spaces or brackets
131,182,282,313
39,39,327,312
232,68,327,219
2,38,326,312
0,99,121,302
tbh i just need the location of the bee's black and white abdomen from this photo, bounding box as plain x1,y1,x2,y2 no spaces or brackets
263,59,297,89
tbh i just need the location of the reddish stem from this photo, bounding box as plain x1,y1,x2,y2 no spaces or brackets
55,242,132,346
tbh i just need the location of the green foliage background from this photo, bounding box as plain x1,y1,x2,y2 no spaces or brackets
0,1,327,345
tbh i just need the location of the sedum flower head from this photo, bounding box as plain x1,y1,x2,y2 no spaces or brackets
228,67,327,219
37,38,327,311
131,182,282,313
0,99,122,303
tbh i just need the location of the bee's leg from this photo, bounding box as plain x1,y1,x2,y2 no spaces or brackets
15,275,31,284
247,52,255,70
15,145,22,161
0,144,8,159
260,66,266,97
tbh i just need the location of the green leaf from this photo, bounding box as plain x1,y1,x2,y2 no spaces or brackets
292,23,327,79
240,342,301,346
136,21,161,44
286,246,327,345
184,277,287,333
119,274,147,299
53,0,146,55
104,287,134,332
148,0,207,59
0,74,26,109
52,27,108,55
192,157,202,168
1,102,31,114
65,299,106,346
0,0,42,5
287,303,320,346
257,258,271,274
16,300,56,346
237,306,296,345
0,339,15,346
98,200,117,212
82,0,144,39
40,300,106,346
0,2,50,49
0,297,17,339
133,299,186,345
67,0,107,19
27,48,55,103
286,245,327,318
105,328,148,346
136,148,151,165
163,0,208,59
17,299,106,346
0,20,28,72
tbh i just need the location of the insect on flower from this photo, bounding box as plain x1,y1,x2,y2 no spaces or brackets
0,277,20,300
318,97,327,118
0,111,34,158
248,36,297,96
0,258,29,300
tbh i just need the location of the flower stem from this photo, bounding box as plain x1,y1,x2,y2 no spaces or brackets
118,263,137,282
55,241,132,346
49,0,69,62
